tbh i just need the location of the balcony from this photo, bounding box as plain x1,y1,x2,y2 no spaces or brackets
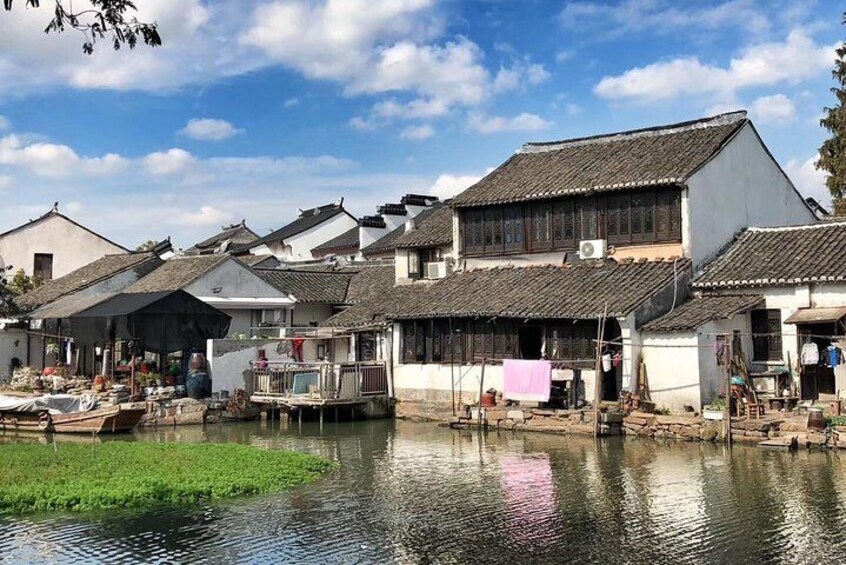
250,361,388,406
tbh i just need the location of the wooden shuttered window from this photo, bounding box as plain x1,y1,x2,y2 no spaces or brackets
751,309,783,362
547,321,597,365
459,188,680,256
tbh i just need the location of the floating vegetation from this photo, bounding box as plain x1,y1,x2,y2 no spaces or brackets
0,442,333,514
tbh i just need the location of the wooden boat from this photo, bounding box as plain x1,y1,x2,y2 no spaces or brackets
0,404,145,434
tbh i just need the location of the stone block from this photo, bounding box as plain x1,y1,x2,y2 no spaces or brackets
601,412,624,424
569,413,583,424
486,409,508,422
506,410,525,423
733,420,770,433
625,417,649,426
654,415,701,426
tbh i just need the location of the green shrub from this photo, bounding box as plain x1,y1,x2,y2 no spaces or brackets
0,442,334,514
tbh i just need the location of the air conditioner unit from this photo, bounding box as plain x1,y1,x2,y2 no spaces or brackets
425,261,446,279
578,239,607,260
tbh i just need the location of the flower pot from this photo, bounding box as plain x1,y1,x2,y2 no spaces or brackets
703,409,724,421
186,372,210,399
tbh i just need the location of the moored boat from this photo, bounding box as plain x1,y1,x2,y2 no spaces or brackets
0,395,145,434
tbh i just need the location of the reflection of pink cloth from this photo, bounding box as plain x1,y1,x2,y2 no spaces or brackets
501,454,555,538
503,359,551,402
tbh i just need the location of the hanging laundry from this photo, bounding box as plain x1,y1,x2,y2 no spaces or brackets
801,341,819,366
714,340,725,365
503,359,552,403
826,344,842,368
612,351,622,368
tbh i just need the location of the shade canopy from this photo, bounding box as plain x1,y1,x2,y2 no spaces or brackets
67,290,231,353
784,306,846,325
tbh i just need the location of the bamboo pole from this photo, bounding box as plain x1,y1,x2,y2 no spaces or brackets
593,304,608,438
478,357,486,429
724,334,733,447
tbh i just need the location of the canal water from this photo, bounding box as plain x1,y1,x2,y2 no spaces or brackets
2,420,846,564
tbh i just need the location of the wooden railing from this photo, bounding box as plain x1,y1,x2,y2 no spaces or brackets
252,361,388,400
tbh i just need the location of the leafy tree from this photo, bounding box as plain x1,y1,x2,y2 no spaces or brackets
818,11,846,215
3,0,162,54
136,239,158,252
7,268,42,295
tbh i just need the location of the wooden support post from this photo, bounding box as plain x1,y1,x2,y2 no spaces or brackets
724,335,733,447
593,305,608,438
298,408,302,426
319,407,324,430
335,406,339,423
478,357,486,429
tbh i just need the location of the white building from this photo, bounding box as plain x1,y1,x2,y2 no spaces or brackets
323,111,816,416
644,222,846,411
120,255,294,338
0,204,128,281
239,199,358,263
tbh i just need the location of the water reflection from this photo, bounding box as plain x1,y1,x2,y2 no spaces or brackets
1,421,845,564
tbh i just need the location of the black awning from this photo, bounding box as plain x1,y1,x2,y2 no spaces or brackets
68,290,231,353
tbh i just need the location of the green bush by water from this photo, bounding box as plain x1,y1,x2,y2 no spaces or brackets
0,442,334,514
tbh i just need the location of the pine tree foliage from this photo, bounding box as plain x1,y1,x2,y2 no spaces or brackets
818,11,846,215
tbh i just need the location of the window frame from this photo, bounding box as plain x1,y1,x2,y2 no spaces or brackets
751,309,783,362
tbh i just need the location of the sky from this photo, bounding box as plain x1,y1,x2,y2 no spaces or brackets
0,0,842,250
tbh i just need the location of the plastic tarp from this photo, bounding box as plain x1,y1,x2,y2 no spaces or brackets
67,290,231,353
0,393,99,414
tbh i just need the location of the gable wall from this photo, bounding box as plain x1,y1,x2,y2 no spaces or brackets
0,215,126,280
284,213,358,261
686,124,816,268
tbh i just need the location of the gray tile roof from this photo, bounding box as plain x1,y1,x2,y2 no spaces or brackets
238,202,353,252
344,265,396,305
451,112,747,208
642,294,763,332
693,222,846,289
392,204,453,249
312,225,360,255
123,255,230,294
361,204,444,256
324,258,689,327
256,269,353,304
187,220,258,253
14,253,162,311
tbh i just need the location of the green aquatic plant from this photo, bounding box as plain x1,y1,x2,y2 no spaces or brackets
0,442,334,514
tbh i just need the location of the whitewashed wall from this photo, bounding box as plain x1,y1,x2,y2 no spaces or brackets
686,124,816,268
206,338,296,393
641,332,702,412
284,213,358,261
0,329,27,382
0,215,126,280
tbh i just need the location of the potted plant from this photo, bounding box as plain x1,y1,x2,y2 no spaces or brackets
703,398,726,421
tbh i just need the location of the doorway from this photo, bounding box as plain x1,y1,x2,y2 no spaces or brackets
519,325,543,359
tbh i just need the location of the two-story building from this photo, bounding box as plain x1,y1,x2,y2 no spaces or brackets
324,111,816,417
0,203,128,281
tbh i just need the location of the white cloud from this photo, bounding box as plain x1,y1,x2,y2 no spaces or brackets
595,31,835,103
0,116,9,131
749,94,796,124
0,175,12,189
284,98,300,108
561,0,772,36
467,113,551,134
0,0,260,96
0,134,127,178
428,172,485,200
242,2,495,119
556,50,575,63
179,118,243,141
349,116,378,131
493,62,550,94
400,124,435,140
527,63,551,85
179,205,234,227
785,154,829,206
143,148,196,176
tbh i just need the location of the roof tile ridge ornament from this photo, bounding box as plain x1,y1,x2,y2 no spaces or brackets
519,111,748,154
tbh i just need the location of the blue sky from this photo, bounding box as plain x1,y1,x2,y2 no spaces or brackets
0,0,841,249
